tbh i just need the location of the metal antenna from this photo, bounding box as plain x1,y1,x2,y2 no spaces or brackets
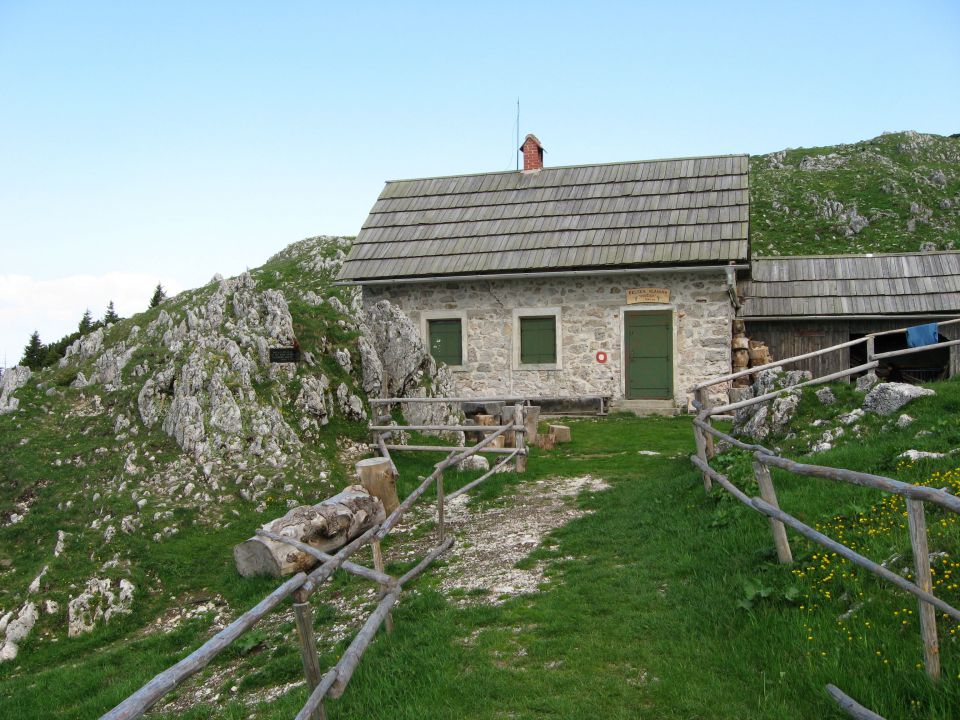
515,98,520,171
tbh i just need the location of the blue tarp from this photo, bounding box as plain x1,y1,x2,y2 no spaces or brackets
906,323,939,348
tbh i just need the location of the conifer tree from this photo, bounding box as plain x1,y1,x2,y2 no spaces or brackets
22,331,45,369
104,300,120,324
149,283,166,308
78,308,94,334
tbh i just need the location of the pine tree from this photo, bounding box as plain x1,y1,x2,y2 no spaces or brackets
104,300,120,324
21,331,45,369
78,308,94,334
149,283,167,308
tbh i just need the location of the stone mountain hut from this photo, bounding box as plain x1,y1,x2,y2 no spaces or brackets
337,134,748,412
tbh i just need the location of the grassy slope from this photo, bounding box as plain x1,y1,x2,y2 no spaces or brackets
752,131,960,256
7,387,958,718
0,238,373,716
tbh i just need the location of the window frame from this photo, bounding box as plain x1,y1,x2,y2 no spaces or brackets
420,310,468,369
512,306,562,371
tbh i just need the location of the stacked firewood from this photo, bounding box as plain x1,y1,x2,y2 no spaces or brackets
731,319,772,388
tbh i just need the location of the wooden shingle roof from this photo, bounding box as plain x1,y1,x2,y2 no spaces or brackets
741,252,960,317
339,154,749,281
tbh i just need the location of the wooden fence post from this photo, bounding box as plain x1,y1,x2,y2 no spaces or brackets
693,424,712,492
695,388,716,459
371,541,393,634
866,336,875,362
437,470,446,542
906,498,940,681
292,593,326,720
753,461,793,564
514,403,527,473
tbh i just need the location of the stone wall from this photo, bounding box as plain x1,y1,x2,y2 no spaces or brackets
362,271,734,408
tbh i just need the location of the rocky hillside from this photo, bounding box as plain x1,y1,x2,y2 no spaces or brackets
0,236,455,690
752,130,960,256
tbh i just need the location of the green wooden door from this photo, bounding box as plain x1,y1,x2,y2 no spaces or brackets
624,311,672,399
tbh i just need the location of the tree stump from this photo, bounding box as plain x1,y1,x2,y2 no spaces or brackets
475,413,501,447
523,406,540,441
501,406,517,447
356,457,399,515
234,486,385,577
536,433,556,450
549,424,571,443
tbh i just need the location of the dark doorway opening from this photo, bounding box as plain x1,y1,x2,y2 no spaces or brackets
850,331,949,383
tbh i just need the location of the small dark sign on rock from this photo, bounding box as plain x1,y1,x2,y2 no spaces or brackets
269,347,300,364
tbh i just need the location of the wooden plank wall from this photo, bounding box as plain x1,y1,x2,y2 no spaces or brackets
745,319,959,379
940,323,960,377
744,321,850,377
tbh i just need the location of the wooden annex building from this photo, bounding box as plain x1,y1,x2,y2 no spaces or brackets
740,252,960,382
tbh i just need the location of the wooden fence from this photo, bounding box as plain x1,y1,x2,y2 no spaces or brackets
101,401,530,720
690,319,960,717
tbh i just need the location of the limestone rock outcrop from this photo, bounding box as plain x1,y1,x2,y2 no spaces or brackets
359,299,458,428
863,382,936,416
0,365,31,414
0,602,38,662
733,369,812,440
67,578,135,637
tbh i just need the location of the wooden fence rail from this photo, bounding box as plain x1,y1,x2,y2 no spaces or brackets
689,320,960,683
102,402,530,720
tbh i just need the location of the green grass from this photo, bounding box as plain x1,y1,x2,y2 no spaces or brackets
6,404,960,718
752,130,960,256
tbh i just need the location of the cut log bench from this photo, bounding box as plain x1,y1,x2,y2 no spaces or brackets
234,486,386,577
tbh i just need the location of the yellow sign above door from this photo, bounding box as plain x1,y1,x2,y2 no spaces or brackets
626,287,670,304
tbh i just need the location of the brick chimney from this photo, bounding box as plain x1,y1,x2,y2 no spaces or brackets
520,133,544,172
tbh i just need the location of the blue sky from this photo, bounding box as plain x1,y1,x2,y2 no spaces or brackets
1,1,958,365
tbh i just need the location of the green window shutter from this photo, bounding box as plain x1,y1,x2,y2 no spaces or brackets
519,316,557,364
428,319,462,366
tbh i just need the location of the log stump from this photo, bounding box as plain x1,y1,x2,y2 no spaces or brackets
523,406,540,441
356,457,399,515
234,485,385,577
501,406,517,447
536,433,556,450
549,424,571,443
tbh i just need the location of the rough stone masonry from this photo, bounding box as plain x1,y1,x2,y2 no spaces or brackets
363,270,734,408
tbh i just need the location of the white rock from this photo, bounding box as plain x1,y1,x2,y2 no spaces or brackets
0,603,38,662
856,371,879,393
336,383,367,421
333,348,352,374
898,449,945,461
67,578,135,637
296,375,330,424
838,409,865,425
864,383,935,416
27,566,48,594
897,414,915,428
62,327,104,363
54,530,67,557
815,387,836,405
0,366,31,414
457,455,490,473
